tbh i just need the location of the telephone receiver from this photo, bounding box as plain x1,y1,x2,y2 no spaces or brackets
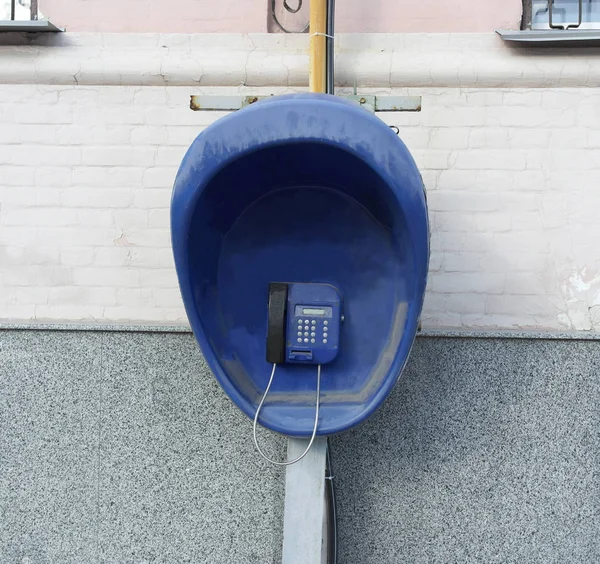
266,282,343,365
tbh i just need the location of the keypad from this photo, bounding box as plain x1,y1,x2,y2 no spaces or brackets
293,316,333,348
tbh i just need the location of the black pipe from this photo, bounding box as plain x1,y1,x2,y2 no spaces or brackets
325,4,337,558
326,0,335,94
325,438,338,564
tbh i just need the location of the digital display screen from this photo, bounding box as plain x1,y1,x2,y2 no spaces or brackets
303,308,326,316
295,306,333,317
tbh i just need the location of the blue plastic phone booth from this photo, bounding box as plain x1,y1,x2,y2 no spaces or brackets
171,93,429,437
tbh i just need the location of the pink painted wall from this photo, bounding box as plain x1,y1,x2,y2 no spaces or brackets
336,0,522,33
41,0,522,33
41,0,266,33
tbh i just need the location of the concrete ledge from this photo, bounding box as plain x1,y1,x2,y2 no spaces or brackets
2,321,600,340
1,32,600,87
419,328,600,341
0,321,193,333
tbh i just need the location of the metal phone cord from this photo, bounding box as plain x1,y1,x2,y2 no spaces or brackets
253,363,321,466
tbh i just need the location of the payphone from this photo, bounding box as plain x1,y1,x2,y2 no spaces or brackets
266,282,342,365
170,93,429,441
254,282,344,465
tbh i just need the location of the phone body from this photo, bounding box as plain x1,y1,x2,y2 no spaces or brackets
266,282,343,365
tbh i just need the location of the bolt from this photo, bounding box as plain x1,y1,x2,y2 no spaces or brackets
359,97,366,104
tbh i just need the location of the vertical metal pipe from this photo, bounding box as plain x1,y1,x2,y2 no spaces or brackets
31,0,38,20
10,0,16,20
326,0,335,95
309,0,327,93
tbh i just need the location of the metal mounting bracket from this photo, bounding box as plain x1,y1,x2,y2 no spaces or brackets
189,94,421,113
282,437,328,564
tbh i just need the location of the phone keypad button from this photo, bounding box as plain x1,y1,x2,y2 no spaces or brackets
293,316,335,349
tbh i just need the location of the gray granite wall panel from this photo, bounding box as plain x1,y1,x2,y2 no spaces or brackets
1,330,598,563
0,331,101,564
332,338,600,564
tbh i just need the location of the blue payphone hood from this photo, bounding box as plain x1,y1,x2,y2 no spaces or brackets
171,93,429,436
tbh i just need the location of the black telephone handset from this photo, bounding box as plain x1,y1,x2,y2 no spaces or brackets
266,282,342,365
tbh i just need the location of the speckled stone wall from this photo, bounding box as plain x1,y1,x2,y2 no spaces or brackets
1,329,599,563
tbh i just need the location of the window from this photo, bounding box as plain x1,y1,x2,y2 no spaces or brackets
528,0,600,30
0,0,62,31
1,0,39,22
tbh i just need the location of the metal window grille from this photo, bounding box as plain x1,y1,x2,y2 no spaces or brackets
530,0,600,30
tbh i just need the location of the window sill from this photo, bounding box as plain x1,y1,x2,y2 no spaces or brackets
0,20,63,32
496,29,600,45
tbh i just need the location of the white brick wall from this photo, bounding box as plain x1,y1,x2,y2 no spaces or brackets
2,48,600,330
379,86,600,331
0,83,205,324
